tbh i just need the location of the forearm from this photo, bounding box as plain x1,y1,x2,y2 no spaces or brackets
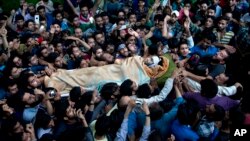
77,39,91,51
7,16,16,31
2,35,8,50
186,71,206,82
66,0,79,16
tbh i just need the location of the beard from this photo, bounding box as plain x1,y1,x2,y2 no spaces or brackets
29,94,44,107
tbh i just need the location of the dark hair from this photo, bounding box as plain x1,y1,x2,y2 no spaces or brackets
0,14,7,21
80,91,94,105
199,0,209,5
1,116,20,134
95,115,110,136
15,14,24,21
154,14,164,22
94,14,102,20
24,19,34,28
100,82,119,101
120,79,133,96
208,104,225,121
218,16,230,23
148,44,159,55
127,12,136,18
208,5,216,12
37,5,45,12
69,86,81,102
202,30,216,43
200,79,218,98
100,11,109,17
47,52,60,63
149,102,164,121
36,47,47,58
177,101,200,125
92,45,102,54
116,17,125,24
35,112,52,129
137,83,151,98
148,129,162,141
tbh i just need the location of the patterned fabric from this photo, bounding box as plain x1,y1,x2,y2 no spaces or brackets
213,29,234,45
196,116,215,138
236,27,250,53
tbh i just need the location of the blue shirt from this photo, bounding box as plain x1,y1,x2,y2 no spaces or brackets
190,45,219,58
152,97,185,140
171,119,200,141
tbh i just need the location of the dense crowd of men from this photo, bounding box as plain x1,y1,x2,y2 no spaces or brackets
0,0,250,140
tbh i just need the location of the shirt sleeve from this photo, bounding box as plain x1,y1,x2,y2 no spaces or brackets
187,36,194,48
138,78,174,105
186,78,201,92
139,125,151,141
114,119,129,141
217,85,237,96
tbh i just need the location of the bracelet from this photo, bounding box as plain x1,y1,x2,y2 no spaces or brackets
145,114,150,117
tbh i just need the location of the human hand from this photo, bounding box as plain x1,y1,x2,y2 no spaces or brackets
22,2,28,11
26,123,35,134
50,25,55,34
171,68,181,78
183,7,189,17
164,15,171,22
76,109,85,120
2,103,14,115
184,18,190,29
224,45,236,54
10,9,16,16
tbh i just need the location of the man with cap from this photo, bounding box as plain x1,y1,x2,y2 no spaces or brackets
114,43,129,64
162,11,183,48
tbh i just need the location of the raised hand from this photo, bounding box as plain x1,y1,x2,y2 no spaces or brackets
184,18,190,29
164,15,171,22
183,7,189,17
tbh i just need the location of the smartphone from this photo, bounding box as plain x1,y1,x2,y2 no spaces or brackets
34,15,40,25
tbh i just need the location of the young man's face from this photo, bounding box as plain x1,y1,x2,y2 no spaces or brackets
95,33,105,45
179,44,189,56
28,75,41,88
201,3,208,12
16,19,24,28
129,14,137,24
102,15,109,24
87,38,95,48
30,55,38,66
80,6,89,17
215,73,229,85
95,17,104,28
207,9,215,17
217,19,228,31
72,47,81,58
170,14,178,23
54,56,63,68
73,17,80,26
8,84,19,95
53,24,61,34
13,57,23,67
55,13,63,22
205,17,214,28
228,0,236,6
74,28,83,38
213,49,229,62
38,8,46,17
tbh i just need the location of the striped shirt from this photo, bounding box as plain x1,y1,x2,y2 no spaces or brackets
213,29,234,45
